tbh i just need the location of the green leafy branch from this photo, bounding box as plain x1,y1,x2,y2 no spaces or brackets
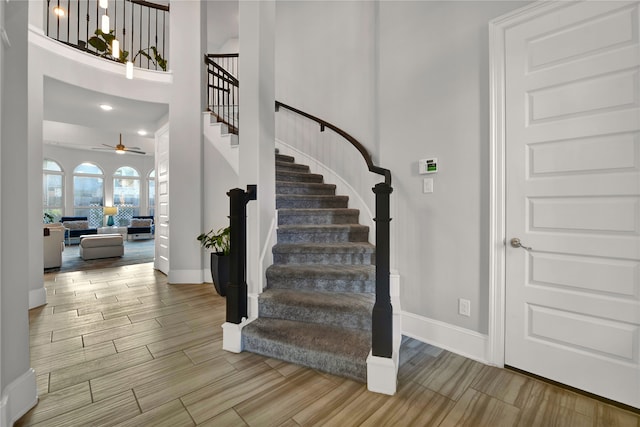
134,46,167,71
88,29,167,71
196,226,230,255
88,29,129,63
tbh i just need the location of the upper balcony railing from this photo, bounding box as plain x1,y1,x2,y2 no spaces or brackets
205,54,239,134
45,0,169,72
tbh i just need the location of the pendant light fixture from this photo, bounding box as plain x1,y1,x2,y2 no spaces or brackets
101,14,110,33
112,38,120,59
99,0,108,9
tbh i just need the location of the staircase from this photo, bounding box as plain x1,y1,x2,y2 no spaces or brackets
242,153,376,382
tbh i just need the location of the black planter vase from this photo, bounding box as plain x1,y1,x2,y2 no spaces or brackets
210,252,230,296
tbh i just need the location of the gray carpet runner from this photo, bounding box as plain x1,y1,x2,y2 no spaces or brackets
242,153,375,382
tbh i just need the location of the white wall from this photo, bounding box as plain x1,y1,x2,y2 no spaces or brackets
275,1,377,157
168,1,206,284
205,1,238,54
239,1,276,300
1,1,38,423
275,1,528,339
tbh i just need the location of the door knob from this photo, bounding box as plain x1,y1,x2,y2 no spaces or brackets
510,238,532,250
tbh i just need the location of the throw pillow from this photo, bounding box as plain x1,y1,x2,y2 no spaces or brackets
65,220,89,230
130,219,152,227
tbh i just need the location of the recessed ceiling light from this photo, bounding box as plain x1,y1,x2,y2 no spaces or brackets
53,6,65,17
99,104,113,111
137,130,147,136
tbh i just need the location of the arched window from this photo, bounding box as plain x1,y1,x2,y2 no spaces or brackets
43,158,64,222
114,166,140,224
73,162,104,227
148,169,155,217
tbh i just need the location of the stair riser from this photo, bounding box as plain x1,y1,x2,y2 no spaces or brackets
277,229,369,243
278,212,360,225
276,197,349,209
276,184,336,196
276,163,310,173
273,252,375,265
267,277,375,293
258,300,372,331
242,336,366,382
276,171,323,183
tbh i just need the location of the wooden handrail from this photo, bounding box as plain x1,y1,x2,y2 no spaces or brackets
275,101,391,186
130,0,169,12
205,57,239,86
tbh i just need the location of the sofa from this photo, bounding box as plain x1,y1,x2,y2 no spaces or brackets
127,215,154,240
79,234,124,260
43,223,65,269
60,216,97,244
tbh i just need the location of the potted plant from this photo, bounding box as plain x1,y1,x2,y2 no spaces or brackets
197,226,230,296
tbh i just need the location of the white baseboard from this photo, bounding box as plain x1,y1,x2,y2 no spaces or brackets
168,269,203,284
0,368,38,426
28,287,46,309
401,312,489,364
201,268,213,283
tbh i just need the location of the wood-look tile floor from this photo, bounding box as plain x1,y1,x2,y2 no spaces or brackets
17,262,640,426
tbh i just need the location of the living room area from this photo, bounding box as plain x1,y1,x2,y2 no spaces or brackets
42,78,167,272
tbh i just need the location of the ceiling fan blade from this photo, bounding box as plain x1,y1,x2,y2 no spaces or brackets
92,147,113,151
102,144,116,148
125,149,147,155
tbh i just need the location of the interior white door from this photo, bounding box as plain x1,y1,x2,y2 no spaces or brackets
154,125,170,275
504,1,640,408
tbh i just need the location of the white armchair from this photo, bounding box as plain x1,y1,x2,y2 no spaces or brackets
44,224,65,269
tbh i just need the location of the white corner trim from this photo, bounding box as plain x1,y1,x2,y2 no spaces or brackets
222,318,255,353
0,28,10,48
366,351,398,395
402,312,489,365
257,215,276,295
0,368,37,426
390,271,402,354
168,269,203,284
28,287,46,309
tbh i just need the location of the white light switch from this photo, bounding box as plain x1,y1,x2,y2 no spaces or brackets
423,178,433,193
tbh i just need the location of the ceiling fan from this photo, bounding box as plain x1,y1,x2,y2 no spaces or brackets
93,134,146,155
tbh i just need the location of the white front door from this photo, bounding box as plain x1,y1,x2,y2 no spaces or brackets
504,1,640,407
155,125,170,275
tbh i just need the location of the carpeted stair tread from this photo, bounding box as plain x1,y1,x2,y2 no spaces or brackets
276,181,336,196
278,208,360,225
266,264,375,293
275,153,295,163
276,194,349,209
276,161,310,173
259,289,374,330
272,242,375,265
242,318,370,382
276,170,324,183
277,224,369,243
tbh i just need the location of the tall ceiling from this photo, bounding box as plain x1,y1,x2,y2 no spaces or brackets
42,0,239,156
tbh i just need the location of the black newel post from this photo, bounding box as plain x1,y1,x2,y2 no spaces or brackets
226,185,257,324
372,181,393,358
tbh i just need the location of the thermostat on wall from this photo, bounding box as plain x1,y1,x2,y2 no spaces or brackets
419,158,438,174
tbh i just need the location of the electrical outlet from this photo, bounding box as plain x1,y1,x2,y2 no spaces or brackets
458,298,471,317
